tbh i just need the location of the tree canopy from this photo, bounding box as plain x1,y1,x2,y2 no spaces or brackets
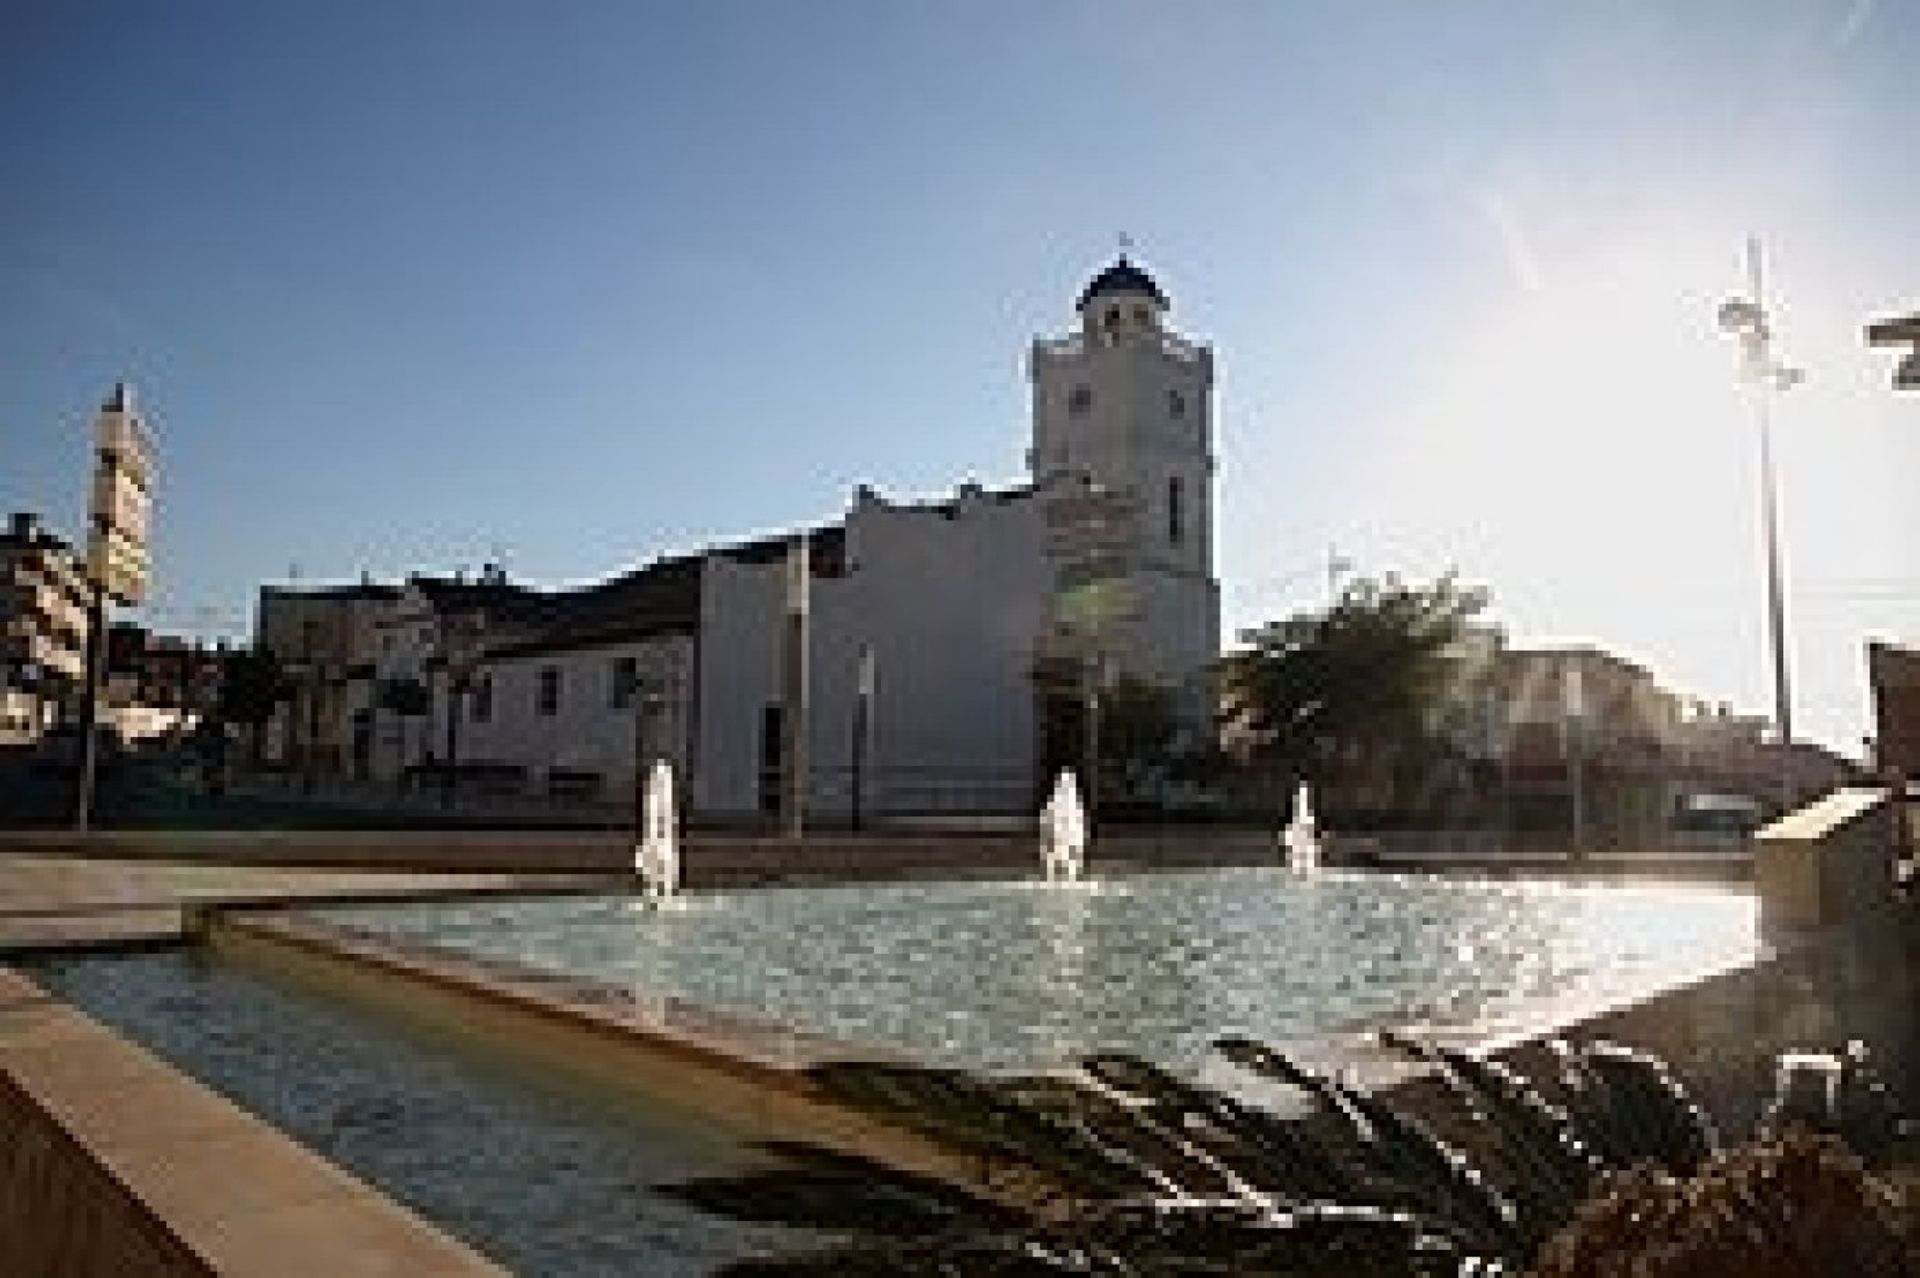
214,647,289,728
1219,573,1492,820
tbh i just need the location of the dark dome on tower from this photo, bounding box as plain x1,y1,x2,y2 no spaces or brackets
1077,257,1168,310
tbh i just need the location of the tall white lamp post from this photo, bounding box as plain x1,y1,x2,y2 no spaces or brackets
1716,238,1803,808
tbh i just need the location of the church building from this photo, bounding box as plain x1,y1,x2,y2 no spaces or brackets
259,258,1222,820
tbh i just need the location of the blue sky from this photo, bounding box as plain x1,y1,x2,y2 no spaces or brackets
3,1,1916,752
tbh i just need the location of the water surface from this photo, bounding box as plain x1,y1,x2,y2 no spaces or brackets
318,868,1759,1074
26,950,794,1278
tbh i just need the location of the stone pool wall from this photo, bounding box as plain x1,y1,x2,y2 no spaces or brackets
0,971,206,1277
0,964,505,1278
206,910,986,1193
0,825,1747,884
1490,917,1920,1135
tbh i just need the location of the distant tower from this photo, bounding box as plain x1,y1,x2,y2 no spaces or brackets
1028,256,1220,700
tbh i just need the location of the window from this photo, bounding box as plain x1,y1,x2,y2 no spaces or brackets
610,656,638,709
1105,306,1121,329
1068,384,1092,416
1133,305,1149,325
469,673,492,723
1168,389,1186,418
536,666,561,716
1168,476,1185,546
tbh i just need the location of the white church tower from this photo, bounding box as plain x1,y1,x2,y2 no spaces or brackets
1028,257,1221,712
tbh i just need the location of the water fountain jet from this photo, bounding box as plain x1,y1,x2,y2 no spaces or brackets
1039,770,1088,886
1283,781,1320,873
635,759,680,904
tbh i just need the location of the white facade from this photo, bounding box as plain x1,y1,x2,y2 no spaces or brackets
694,486,1056,818
689,258,1221,818
1029,262,1221,701
255,259,1221,820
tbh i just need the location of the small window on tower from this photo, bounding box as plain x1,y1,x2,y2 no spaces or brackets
1068,385,1092,416
1133,306,1149,325
1168,476,1185,546
1168,389,1186,418
1105,306,1121,329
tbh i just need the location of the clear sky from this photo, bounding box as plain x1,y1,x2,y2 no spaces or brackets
3,1,1916,753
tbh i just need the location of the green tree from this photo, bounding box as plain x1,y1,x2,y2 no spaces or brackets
1097,675,1182,801
1219,573,1491,822
214,647,289,763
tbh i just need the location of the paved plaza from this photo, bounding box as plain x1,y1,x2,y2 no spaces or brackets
0,854,599,951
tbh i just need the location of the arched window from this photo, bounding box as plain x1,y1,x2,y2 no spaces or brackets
1168,389,1186,418
1168,476,1185,546
1068,385,1092,416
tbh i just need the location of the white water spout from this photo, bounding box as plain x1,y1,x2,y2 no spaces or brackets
1039,770,1089,886
1283,781,1321,873
636,759,680,904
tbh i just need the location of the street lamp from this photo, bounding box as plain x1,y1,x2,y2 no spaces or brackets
440,666,472,810
851,644,874,832
1865,312,1920,391
1716,238,1803,808
299,618,321,798
631,672,668,837
1081,651,1115,821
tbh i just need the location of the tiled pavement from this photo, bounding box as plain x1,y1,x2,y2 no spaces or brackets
0,854,609,951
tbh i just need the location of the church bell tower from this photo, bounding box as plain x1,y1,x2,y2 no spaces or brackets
1027,256,1220,705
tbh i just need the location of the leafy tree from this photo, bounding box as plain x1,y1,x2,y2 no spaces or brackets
213,647,291,766
1219,573,1492,823
214,647,289,729
1097,675,1182,801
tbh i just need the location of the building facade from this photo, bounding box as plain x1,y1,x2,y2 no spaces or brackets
253,258,1223,819
0,512,91,743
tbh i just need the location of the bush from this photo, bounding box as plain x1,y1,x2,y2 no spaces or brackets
1528,1131,1917,1278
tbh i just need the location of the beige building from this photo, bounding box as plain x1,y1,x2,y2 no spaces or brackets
1,512,91,743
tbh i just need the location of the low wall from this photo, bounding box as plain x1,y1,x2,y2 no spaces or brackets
208,913,985,1192
1486,917,1920,1136
0,827,1283,880
1753,786,1905,932
0,965,504,1278
0,973,206,1278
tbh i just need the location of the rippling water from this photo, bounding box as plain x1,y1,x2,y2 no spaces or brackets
25,950,795,1278
320,868,1759,1074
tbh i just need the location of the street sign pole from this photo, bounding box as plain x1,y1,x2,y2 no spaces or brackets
73,581,107,832
73,383,154,833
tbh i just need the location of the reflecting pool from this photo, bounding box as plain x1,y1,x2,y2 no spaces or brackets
316,868,1758,1074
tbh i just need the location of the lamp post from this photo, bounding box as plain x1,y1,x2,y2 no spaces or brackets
851,644,874,832
1563,662,1585,860
438,616,482,810
1865,312,1920,392
1081,652,1113,822
780,537,810,841
300,618,321,798
632,672,667,839
440,666,465,810
1716,238,1803,809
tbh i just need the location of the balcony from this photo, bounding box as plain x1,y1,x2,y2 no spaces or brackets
1030,332,1210,365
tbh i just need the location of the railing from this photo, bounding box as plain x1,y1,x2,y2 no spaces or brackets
1031,332,1209,364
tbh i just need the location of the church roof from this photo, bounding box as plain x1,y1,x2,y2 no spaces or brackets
1077,257,1167,310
